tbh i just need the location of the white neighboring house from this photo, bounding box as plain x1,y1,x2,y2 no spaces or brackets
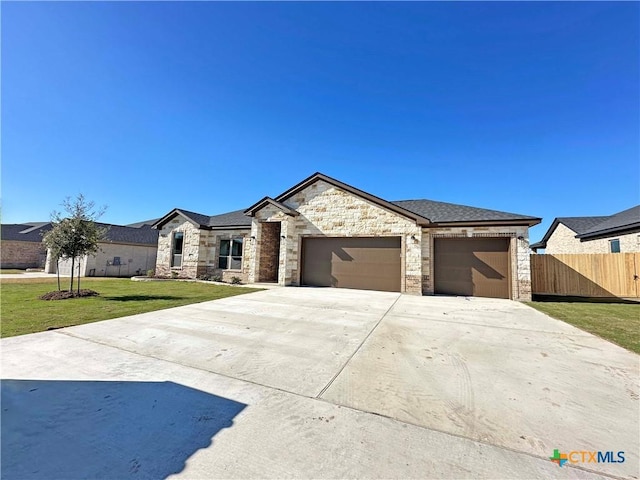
45,221,159,277
530,205,640,254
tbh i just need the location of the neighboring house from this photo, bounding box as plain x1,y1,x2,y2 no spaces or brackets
0,222,52,269
530,205,640,254
153,172,541,300
44,223,159,277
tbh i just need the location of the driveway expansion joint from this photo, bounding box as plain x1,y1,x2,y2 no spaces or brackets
316,294,402,398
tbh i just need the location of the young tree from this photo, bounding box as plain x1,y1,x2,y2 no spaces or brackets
44,195,107,293
42,221,70,291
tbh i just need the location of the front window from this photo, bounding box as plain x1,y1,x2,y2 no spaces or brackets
609,239,621,253
219,238,243,270
172,232,184,266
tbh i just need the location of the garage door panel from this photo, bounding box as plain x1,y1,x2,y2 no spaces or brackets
435,238,510,299
302,237,401,292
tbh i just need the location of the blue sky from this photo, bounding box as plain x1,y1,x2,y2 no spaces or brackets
3,2,638,242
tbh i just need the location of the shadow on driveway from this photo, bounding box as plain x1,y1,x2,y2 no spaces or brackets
1,379,246,479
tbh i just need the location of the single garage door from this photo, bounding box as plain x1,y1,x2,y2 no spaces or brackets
434,237,510,299
301,237,401,292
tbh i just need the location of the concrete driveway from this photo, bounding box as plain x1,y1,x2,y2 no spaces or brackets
2,288,638,479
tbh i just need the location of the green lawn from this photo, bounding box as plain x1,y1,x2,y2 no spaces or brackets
1,269,25,274
528,301,640,354
1,278,262,338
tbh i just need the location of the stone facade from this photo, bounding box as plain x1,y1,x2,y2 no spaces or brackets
0,240,46,269
155,215,250,281
198,228,251,282
247,180,423,294
154,178,537,299
156,218,202,278
425,225,532,301
545,223,640,254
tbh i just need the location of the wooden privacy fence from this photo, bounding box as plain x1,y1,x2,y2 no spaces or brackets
530,253,640,298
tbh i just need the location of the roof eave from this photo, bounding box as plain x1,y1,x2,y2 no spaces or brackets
152,209,206,230
244,197,300,217
576,223,640,240
428,218,542,228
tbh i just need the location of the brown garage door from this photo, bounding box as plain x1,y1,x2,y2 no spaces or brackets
434,237,510,299
302,237,401,292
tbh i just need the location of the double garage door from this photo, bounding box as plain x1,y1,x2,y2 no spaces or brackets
302,237,401,292
301,236,511,298
434,237,511,299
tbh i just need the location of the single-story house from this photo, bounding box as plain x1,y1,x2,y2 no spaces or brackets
153,173,541,300
0,222,52,269
44,222,159,277
530,205,640,254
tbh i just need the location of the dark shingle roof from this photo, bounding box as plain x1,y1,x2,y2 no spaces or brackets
126,218,161,228
530,216,606,250
391,199,540,224
1,223,52,242
556,216,610,235
1,222,158,246
98,224,159,245
154,208,252,229
172,209,212,227
531,205,640,250
207,209,252,228
576,205,640,239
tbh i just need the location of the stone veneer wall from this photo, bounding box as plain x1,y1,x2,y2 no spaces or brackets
545,223,640,254
424,225,532,301
155,218,202,278
248,181,423,294
198,228,251,282
156,216,250,280
1,241,46,269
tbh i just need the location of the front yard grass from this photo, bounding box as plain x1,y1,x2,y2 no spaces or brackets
1,269,25,274
528,301,640,354
1,278,262,338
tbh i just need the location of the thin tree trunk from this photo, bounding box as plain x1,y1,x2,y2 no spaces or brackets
56,258,60,291
77,257,81,294
69,256,75,292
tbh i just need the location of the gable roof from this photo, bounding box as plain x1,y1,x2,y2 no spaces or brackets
531,205,640,250
392,199,541,225
272,172,431,226
244,197,300,217
530,216,609,250
555,216,610,235
576,205,640,240
152,208,251,230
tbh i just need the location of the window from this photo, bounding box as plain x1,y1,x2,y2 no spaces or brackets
219,238,243,270
171,232,184,267
609,239,621,253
